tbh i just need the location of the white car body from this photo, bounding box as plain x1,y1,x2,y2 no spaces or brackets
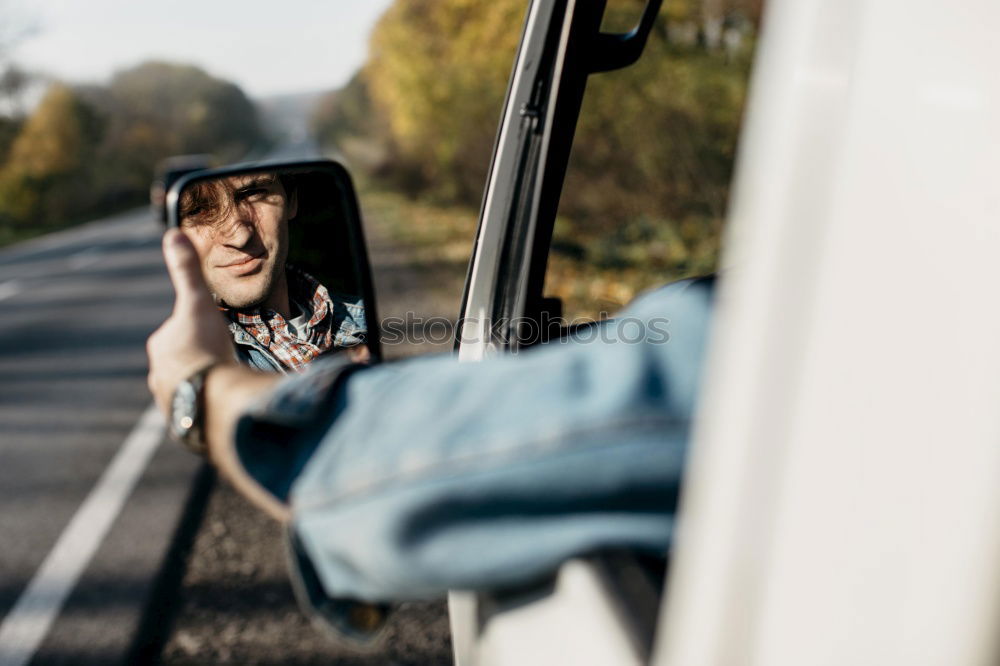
454,0,1000,664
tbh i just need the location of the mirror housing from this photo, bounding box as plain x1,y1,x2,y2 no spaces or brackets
150,154,215,225
166,159,381,367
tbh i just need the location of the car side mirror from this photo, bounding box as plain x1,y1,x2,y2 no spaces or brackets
166,159,381,369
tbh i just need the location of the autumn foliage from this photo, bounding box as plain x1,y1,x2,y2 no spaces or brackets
314,0,760,315
0,62,261,235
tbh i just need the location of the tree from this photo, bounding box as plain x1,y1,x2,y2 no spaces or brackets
0,2,38,163
94,61,262,196
0,84,102,227
342,0,758,305
359,0,754,215
366,0,525,201
313,71,378,152
0,61,263,234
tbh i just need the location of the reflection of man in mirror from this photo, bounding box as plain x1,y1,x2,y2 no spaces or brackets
178,172,368,372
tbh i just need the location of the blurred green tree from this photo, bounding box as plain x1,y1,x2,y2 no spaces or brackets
364,0,525,201
0,84,102,227
0,4,36,168
337,0,756,217
0,61,262,238
91,61,261,200
318,0,761,314
313,72,374,150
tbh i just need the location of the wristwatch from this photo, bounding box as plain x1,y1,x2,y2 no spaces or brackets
169,362,219,456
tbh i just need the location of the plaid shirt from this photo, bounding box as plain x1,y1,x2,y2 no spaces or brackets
225,266,366,373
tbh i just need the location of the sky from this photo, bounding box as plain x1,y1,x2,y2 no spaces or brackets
5,0,395,99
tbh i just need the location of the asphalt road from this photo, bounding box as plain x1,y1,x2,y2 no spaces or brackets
0,208,201,665
0,193,464,664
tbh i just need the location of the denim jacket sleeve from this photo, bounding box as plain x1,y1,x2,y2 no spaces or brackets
233,276,714,602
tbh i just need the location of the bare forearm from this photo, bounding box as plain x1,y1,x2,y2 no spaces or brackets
204,364,290,521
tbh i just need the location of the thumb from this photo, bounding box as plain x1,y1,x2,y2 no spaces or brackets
163,228,212,311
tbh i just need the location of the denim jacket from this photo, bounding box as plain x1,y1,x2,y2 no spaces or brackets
234,277,714,603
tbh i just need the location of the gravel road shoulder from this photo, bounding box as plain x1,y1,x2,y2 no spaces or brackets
154,200,473,665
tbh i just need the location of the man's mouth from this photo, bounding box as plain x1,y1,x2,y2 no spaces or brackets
219,252,265,275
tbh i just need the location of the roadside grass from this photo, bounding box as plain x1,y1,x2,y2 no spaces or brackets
359,184,477,273
547,212,723,319
357,182,722,322
0,225,49,249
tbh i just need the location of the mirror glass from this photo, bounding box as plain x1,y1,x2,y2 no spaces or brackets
169,161,378,372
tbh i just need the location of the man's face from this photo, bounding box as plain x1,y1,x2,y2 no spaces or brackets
179,173,296,311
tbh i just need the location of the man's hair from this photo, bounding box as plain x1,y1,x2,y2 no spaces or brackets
178,179,234,228
178,172,294,229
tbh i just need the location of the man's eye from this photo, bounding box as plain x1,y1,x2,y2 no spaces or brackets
237,187,268,202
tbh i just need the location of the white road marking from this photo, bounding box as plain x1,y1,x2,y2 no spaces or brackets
67,248,103,270
0,405,165,666
0,281,21,302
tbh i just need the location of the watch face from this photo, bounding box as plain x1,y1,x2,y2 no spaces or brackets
170,381,197,439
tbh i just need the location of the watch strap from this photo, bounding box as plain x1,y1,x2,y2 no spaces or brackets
172,360,223,456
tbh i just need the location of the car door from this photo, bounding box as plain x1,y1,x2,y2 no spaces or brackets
652,0,1000,664
453,0,1000,664
455,0,661,361
451,1,663,663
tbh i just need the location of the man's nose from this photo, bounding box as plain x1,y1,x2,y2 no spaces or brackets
216,206,255,247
